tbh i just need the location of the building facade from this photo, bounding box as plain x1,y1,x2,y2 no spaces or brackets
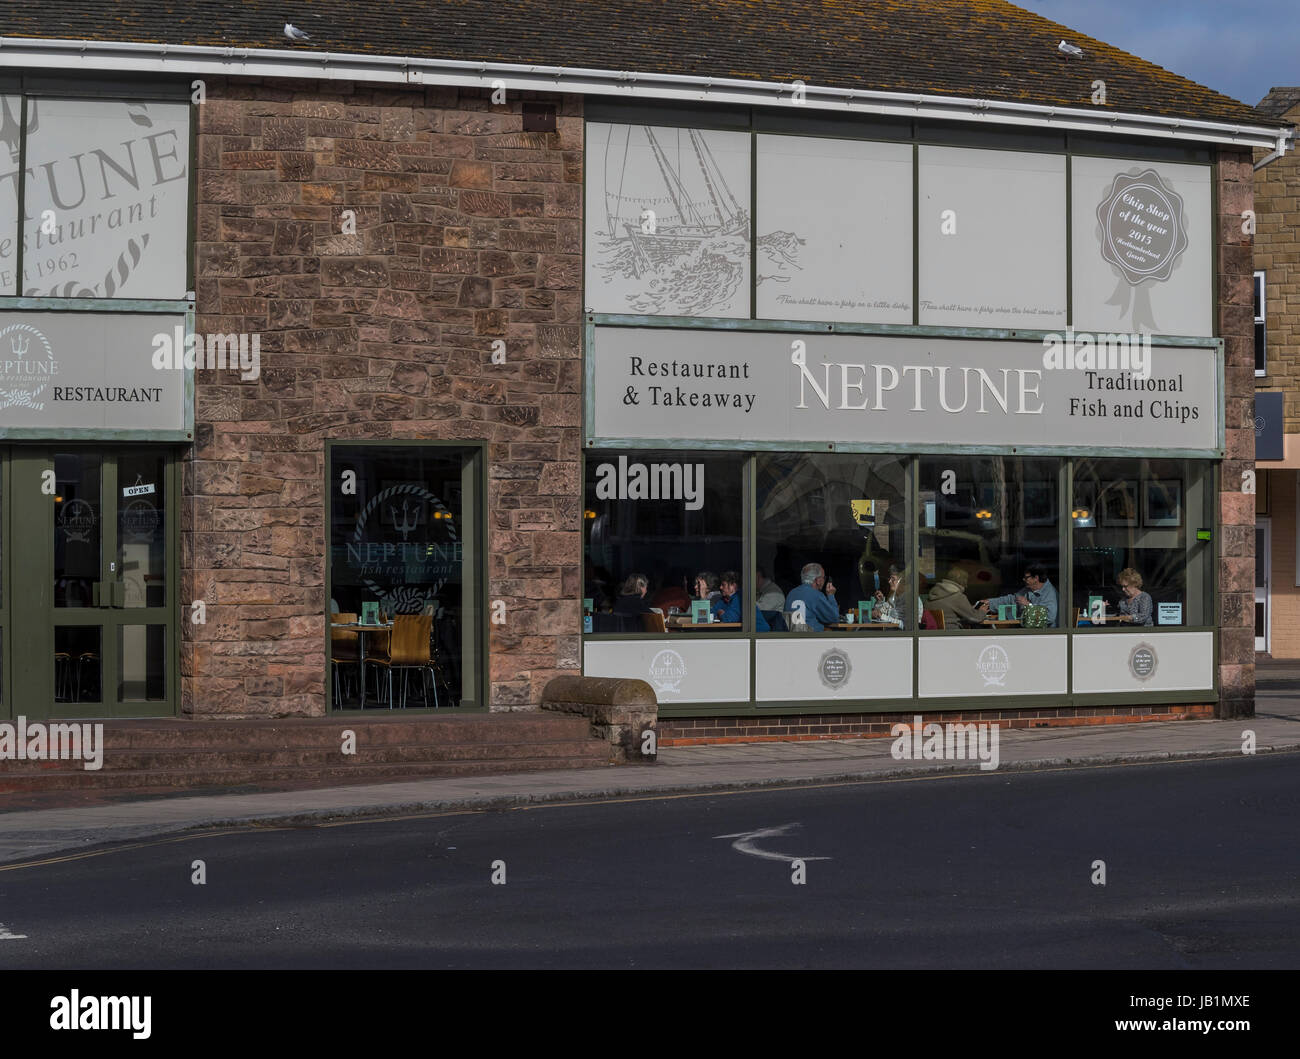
0,2,1288,745
1251,88,1299,660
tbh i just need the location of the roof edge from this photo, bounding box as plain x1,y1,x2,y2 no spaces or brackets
0,35,1292,152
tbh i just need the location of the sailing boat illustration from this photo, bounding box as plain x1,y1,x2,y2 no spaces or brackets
595,125,754,315
593,124,804,316
613,126,748,275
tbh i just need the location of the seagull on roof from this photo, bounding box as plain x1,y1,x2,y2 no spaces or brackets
284,23,311,41
1058,40,1083,58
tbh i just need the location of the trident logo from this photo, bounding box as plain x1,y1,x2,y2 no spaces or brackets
388,498,421,540
10,333,29,357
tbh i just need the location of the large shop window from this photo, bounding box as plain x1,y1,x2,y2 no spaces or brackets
584,452,743,633
1071,458,1213,628
756,453,910,632
918,457,1062,630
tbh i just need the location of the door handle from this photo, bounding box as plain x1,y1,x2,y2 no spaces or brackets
92,581,102,607
112,581,126,608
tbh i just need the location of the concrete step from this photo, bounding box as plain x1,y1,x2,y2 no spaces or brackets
0,756,613,792
0,738,610,774
64,714,595,750
0,713,612,793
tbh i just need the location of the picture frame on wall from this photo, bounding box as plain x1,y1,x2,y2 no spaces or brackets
1099,481,1138,527
1143,480,1183,528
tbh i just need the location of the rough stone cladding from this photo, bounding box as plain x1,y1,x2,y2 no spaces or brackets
188,79,582,717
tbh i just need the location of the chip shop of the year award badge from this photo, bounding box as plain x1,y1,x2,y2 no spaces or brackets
818,649,852,690
1128,642,1158,683
1096,169,1189,333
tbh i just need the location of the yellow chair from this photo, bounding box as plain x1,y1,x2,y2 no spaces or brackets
366,613,435,708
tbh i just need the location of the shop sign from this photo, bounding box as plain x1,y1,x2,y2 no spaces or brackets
591,326,1220,454
0,312,189,436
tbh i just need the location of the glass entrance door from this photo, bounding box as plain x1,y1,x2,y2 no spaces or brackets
1256,519,1270,654
8,447,178,719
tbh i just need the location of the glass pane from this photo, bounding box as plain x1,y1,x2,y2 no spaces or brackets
918,457,1061,629
756,453,910,632
0,95,16,296
54,453,101,607
1256,528,1266,588
584,452,743,633
584,123,752,318
119,625,165,701
330,446,468,708
1072,458,1210,627
21,98,190,299
118,450,166,607
55,625,101,703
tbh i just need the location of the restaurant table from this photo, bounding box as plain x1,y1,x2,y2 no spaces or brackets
981,618,1022,628
331,620,394,707
666,617,742,630
826,622,901,630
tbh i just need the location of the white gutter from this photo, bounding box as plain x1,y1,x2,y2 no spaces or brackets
0,35,1292,152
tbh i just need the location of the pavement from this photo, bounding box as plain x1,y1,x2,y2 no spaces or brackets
1,671,1297,866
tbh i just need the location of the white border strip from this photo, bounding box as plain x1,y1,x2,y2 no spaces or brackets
0,35,1290,152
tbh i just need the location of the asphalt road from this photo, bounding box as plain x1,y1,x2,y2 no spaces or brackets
0,754,1296,969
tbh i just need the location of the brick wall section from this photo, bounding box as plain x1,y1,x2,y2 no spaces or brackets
1254,103,1300,425
1219,147,1257,717
188,79,583,717
659,705,1215,744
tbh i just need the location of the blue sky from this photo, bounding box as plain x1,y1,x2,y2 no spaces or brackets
1020,0,1295,107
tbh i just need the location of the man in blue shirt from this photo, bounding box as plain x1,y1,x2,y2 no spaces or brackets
977,563,1058,626
783,563,841,631
711,572,769,630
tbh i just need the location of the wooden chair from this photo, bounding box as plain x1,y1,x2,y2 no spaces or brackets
366,613,435,708
641,611,667,633
925,608,946,630
330,612,359,704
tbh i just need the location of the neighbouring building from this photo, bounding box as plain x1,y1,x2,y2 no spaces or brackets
1252,87,1300,660
0,1,1289,758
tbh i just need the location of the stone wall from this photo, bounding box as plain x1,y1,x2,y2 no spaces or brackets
187,79,583,717
1218,146,1257,717
1253,102,1300,426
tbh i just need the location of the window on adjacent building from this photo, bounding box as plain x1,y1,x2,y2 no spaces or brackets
1255,270,1267,376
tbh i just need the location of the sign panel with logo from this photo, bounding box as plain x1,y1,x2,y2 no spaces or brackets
591,326,1220,455
0,312,190,437
583,638,750,704
13,98,190,299
755,638,912,702
918,636,1068,698
1071,157,1212,338
1072,631,1213,693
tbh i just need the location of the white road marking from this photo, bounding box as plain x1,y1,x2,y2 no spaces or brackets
715,823,831,863
0,922,28,940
